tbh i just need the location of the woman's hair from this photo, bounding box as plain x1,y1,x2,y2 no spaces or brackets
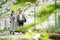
11,11,14,16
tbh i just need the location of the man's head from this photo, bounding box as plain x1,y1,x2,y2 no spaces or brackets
19,10,22,14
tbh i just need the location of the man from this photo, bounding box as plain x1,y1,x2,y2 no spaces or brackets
17,10,26,33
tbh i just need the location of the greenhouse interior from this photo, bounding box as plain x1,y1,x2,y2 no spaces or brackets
0,0,60,40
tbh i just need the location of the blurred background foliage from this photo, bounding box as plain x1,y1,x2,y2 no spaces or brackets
15,0,37,5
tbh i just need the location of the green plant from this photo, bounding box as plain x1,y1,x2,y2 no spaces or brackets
0,38,36,40
38,4,60,18
39,31,49,40
1,1,7,5
46,25,56,33
15,0,37,5
16,23,35,32
0,5,2,8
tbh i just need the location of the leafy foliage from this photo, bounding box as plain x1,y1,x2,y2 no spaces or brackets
39,32,49,40
35,4,60,24
1,1,6,5
38,4,60,18
16,23,35,32
15,0,37,4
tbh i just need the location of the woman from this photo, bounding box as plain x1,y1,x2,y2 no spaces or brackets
9,11,15,34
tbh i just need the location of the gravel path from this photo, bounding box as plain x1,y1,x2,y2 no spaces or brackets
0,32,25,38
